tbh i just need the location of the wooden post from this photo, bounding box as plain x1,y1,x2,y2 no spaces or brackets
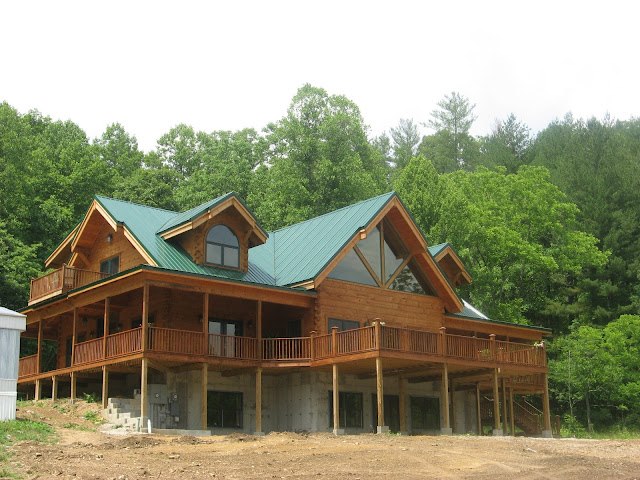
509,385,515,436
398,375,407,434
541,372,553,437
103,297,110,359
376,356,387,433
450,379,456,433
72,308,77,366
492,368,502,435
331,326,338,355
332,363,342,435
476,382,482,435
255,367,263,434
201,363,208,430
34,380,41,401
141,284,149,351
141,358,148,429
203,293,209,355
441,362,451,434
309,330,316,360
51,376,58,402
502,377,508,434
439,327,447,356
70,371,76,404
36,319,43,374
374,320,382,350
256,300,262,360
102,366,109,409
489,334,496,360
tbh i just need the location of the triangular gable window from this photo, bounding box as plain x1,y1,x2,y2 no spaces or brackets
327,220,435,296
328,249,377,286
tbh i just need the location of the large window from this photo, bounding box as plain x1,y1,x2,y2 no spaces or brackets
410,396,440,430
328,220,435,295
206,225,239,268
207,391,243,428
328,391,363,429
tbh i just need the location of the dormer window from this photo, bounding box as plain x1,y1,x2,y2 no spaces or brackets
206,225,239,268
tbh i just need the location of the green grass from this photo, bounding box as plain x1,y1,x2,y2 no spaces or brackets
0,419,56,480
83,410,103,425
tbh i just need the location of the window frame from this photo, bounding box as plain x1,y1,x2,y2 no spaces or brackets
328,391,364,429
207,390,243,429
204,224,241,269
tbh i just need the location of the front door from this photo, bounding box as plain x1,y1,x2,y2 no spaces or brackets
209,319,243,357
371,394,400,433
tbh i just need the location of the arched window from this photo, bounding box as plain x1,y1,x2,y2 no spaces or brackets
206,225,239,268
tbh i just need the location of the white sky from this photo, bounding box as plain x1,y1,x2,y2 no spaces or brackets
1,0,638,152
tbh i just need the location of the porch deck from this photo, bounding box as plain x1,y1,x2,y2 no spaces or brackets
29,265,110,305
18,324,546,382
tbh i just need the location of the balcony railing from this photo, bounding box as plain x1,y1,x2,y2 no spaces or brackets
29,265,110,304
18,324,546,379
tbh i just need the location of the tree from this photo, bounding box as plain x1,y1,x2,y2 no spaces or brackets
95,123,144,178
426,92,477,169
0,221,41,309
390,118,420,170
478,114,532,173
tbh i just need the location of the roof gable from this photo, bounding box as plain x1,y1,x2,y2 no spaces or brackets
429,242,472,286
157,192,267,246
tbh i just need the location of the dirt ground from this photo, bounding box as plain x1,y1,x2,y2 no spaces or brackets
5,401,640,480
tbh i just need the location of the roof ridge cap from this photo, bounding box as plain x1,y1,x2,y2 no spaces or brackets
268,191,396,235
95,195,178,214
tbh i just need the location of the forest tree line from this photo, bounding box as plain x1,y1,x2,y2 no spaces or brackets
1,85,639,433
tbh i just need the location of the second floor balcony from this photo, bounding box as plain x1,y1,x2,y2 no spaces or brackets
29,265,111,305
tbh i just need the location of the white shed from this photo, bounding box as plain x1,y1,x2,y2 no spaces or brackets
0,306,27,421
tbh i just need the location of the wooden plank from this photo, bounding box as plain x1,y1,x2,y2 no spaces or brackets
502,377,508,434
376,357,384,430
398,376,407,433
332,363,340,434
441,363,450,431
492,368,501,432
142,284,149,351
509,385,515,436
51,376,58,401
70,371,76,404
476,383,482,435
542,373,552,432
255,367,262,433
103,297,110,359
141,358,148,425
201,363,208,430
102,366,109,409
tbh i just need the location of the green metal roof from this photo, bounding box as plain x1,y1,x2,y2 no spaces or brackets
428,242,449,257
157,192,234,234
252,191,396,286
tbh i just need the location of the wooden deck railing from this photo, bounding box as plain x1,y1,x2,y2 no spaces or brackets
106,328,142,358
29,265,110,303
209,333,257,360
19,324,547,379
18,354,38,377
149,327,205,355
74,338,103,365
263,337,311,360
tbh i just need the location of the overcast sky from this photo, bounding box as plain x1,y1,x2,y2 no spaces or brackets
1,0,638,152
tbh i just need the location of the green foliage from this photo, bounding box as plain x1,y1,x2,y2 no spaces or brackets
82,392,99,404
82,410,103,424
390,118,420,170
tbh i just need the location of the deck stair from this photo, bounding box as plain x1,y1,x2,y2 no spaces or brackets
103,391,143,431
480,396,543,435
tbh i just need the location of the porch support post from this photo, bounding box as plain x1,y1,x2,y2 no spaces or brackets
502,377,508,435
36,319,43,374
255,367,264,435
51,376,58,402
34,380,41,401
201,363,208,430
509,385,515,436
541,373,553,438
376,356,388,433
332,363,343,435
102,366,109,409
103,297,110,359
72,308,77,366
492,368,503,436
476,382,482,435
70,372,76,404
141,283,149,352
202,293,209,355
141,358,148,431
256,300,262,360
398,375,407,435
440,363,451,434
450,379,456,433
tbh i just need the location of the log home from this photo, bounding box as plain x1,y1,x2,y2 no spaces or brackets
18,192,554,436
